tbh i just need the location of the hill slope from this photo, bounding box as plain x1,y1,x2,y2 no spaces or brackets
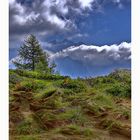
9,69,131,140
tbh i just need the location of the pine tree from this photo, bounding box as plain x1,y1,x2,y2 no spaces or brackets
13,34,49,71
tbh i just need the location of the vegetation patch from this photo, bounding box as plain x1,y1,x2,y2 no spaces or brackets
9,69,131,139
61,79,87,93
14,80,46,92
58,124,94,137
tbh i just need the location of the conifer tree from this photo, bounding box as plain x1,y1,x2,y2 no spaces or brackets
13,34,50,71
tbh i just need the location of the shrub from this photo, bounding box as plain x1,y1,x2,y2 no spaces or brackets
106,84,131,98
39,74,66,80
14,80,46,92
15,69,40,78
15,69,66,80
61,79,87,93
63,89,75,95
9,72,22,84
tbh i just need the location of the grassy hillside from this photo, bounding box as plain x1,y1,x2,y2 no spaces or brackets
9,69,131,140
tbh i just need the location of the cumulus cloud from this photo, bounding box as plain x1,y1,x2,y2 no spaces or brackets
10,41,131,67
9,0,131,45
10,0,128,39
9,0,95,38
51,42,131,66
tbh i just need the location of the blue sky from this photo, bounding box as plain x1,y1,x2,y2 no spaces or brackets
9,0,131,77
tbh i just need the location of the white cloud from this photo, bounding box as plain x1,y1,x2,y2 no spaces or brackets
43,0,68,15
79,0,94,9
41,0,70,29
9,0,96,32
10,0,40,25
9,0,130,40
14,12,40,25
50,42,131,66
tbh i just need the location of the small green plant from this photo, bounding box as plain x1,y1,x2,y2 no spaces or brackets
59,124,81,135
61,79,87,93
82,127,93,136
63,89,75,95
14,80,46,92
9,72,22,84
16,118,41,135
58,106,87,125
17,120,32,135
106,84,131,98
122,110,130,119
59,124,93,136
100,119,121,130
84,93,113,115
41,88,57,98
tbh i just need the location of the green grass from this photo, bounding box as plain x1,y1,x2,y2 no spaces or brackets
100,119,122,130
58,106,88,126
58,124,94,137
9,69,131,139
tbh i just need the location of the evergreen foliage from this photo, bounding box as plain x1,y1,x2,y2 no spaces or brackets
13,34,55,74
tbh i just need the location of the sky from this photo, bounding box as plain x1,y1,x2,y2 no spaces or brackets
9,0,131,78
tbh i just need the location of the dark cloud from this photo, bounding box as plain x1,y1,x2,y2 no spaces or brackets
9,0,94,39
9,0,125,43
9,0,131,48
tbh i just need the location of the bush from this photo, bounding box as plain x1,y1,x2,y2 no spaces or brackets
15,69,40,78
106,84,131,98
109,69,131,83
14,80,46,92
63,89,75,95
9,72,22,84
61,79,87,93
15,69,66,80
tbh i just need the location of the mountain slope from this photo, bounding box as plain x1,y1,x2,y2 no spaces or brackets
9,69,131,140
